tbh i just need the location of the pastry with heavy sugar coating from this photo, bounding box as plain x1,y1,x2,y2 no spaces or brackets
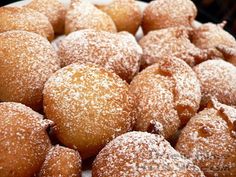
139,27,212,68
59,29,142,82
92,131,205,177
194,59,236,107
65,1,116,34
129,57,201,139
176,99,236,177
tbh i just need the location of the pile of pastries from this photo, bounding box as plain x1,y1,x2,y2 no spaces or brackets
0,0,236,176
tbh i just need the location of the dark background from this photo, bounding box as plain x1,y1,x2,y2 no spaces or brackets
1,0,235,37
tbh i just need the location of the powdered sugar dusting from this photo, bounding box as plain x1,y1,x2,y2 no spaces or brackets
0,30,60,110
59,29,142,82
142,0,197,34
194,59,236,106
176,102,236,177
39,145,82,177
43,63,135,158
139,27,210,67
65,1,116,34
0,6,54,41
130,57,201,138
25,0,66,34
93,131,205,176
0,102,52,177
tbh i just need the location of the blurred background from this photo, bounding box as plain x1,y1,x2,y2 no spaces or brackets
1,0,235,37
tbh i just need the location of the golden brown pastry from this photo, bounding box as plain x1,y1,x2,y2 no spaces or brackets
176,99,236,177
0,102,52,177
26,0,66,34
194,59,236,107
39,145,82,177
0,30,60,111
43,63,135,159
59,29,142,82
97,0,142,35
92,131,205,177
139,27,211,68
0,7,54,41
65,1,116,34
191,22,236,62
129,57,201,139
142,0,197,34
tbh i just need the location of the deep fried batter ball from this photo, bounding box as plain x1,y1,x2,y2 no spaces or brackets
59,29,142,82
0,30,60,111
176,99,236,177
139,27,211,68
0,102,52,177
142,0,197,34
0,7,54,41
129,57,201,139
97,0,142,35
39,145,82,177
92,131,205,177
217,45,236,67
65,1,116,34
26,0,66,34
43,63,135,159
191,22,236,61
194,59,236,107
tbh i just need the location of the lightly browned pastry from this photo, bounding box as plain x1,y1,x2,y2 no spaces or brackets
25,0,66,34
139,26,212,68
92,131,205,177
142,0,197,34
39,145,82,177
97,0,142,35
65,1,116,34
59,29,142,82
0,30,60,111
0,7,54,41
191,22,236,64
0,102,53,177
43,63,135,159
176,99,236,177
194,59,236,107
129,57,201,139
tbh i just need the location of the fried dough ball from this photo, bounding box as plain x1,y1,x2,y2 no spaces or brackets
216,45,236,67
97,0,142,35
65,1,116,35
0,7,54,41
0,102,52,177
59,29,142,82
0,30,60,111
39,145,82,177
142,0,197,34
92,131,205,177
129,57,201,139
25,0,66,34
43,64,135,159
139,27,211,68
176,99,236,177
194,59,236,107
191,22,236,60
